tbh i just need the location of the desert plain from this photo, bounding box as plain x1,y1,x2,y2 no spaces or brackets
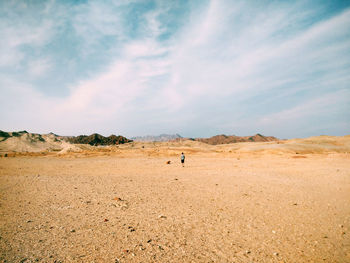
0,136,350,262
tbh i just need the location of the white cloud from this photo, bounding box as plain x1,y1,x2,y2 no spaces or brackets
0,14,53,67
27,58,52,77
1,1,349,137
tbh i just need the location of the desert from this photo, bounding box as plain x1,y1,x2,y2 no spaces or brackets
0,134,349,262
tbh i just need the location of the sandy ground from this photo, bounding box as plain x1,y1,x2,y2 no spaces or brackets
0,148,349,262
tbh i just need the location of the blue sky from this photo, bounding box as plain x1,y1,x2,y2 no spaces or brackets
1,0,349,138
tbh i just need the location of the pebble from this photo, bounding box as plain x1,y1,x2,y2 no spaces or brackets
70,229,76,233
272,230,276,234
273,252,279,256
245,250,251,254
104,218,109,222
158,215,167,219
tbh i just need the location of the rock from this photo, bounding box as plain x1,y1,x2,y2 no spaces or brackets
158,215,167,219
70,229,76,233
113,197,123,201
128,226,135,232
147,239,152,243
166,161,171,164
273,252,279,256
245,250,251,254
272,230,276,234
104,219,109,222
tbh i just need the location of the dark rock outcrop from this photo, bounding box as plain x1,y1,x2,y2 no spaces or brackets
68,133,132,146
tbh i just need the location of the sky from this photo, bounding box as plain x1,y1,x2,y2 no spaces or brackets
1,0,350,139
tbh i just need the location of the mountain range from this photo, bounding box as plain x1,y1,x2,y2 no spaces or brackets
131,134,182,142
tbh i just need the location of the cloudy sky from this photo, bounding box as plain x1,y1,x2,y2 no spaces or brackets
1,0,349,138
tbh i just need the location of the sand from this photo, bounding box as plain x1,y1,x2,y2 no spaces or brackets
0,139,350,262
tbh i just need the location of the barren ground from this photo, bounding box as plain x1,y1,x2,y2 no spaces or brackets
0,142,349,262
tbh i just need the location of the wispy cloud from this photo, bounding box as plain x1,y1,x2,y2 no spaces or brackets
0,1,349,137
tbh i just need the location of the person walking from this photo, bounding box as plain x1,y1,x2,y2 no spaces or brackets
181,152,185,167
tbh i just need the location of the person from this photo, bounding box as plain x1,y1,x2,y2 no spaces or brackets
181,152,185,167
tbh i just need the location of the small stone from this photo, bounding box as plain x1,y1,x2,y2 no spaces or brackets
245,250,251,254
272,230,276,234
147,239,152,243
104,218,109,222
128,226,135,232
70,229,76,233
158,215,167,219
273,252,279,256
27,220,33,223
123,249,129,253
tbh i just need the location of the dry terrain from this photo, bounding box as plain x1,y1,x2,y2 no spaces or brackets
0,136,350,262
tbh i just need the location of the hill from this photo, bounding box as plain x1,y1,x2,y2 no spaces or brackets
131,134,182,142
196,133,278,145
68,133,132,146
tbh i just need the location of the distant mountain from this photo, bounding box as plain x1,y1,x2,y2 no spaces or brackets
195,134,278,145
68,133,132,146
131,134,182,142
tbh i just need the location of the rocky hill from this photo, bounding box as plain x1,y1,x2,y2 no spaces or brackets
131,134,182,142
68,133,132,146
195,133,278,145
0,130,132,153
